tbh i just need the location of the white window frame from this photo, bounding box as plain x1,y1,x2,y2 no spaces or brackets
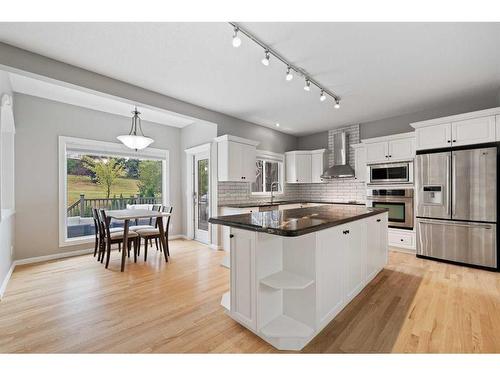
251,150,285,196
58,136,170,247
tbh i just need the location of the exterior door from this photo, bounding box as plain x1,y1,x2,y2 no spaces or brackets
194,151,210,243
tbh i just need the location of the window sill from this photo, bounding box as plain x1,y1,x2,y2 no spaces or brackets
59,235,94,248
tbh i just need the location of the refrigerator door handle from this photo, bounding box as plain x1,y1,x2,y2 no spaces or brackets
451,153,456,217
447,153,452,217
418,219,494,230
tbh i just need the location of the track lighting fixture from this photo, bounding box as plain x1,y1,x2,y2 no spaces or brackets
228,22,341,109
232,27,241,48
304,79,311,91
261,50,270,66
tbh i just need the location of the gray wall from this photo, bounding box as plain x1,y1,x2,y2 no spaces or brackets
360,92,500,139
180,122,218,236
296,131,328,150
0,42,297,154
0,70,13,295
295,92,500,148
13,94,183,260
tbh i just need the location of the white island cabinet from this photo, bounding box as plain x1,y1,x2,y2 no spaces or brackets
211,207,388,351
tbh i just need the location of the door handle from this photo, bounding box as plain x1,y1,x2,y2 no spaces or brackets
418,219,493,230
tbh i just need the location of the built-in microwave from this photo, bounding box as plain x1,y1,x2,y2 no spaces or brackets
367,161,414,185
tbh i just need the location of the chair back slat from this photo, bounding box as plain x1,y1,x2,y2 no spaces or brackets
99,209,113,241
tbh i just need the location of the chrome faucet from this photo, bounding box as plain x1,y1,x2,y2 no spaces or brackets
270,181,282,204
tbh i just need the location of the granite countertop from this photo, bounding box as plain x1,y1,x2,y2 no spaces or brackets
218,200,365,208
209,204,387,237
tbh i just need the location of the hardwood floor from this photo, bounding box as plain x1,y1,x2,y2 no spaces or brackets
0,240,499,353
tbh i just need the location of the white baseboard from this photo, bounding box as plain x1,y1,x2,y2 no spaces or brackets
0,261,16,300
170,234,189,240
14,248,94,266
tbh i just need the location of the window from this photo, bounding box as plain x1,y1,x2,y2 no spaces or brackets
59,136,169,246
251,151,284,195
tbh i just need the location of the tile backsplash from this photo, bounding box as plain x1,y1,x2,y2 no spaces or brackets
218,124,366,206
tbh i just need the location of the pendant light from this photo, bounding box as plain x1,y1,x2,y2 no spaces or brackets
117,107,154,150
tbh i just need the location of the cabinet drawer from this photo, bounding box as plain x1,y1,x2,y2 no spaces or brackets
389,231,414,248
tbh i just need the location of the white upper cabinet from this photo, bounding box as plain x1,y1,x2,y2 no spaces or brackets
216,135,259,182
388,137,415,161
363,133,415,164
365,142,388,164
497,115,500,141
351,144,367,182
415,122,451,150
285,149,325,183
411,108,500,151
451,116,496,146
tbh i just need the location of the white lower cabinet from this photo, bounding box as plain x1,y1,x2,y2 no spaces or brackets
230,229,257,331
343,220,366,301
366,214,388,280
226,212,388,351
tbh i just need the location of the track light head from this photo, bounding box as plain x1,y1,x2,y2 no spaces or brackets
285,66,293,81
232,27,242,48
334,99,341,109
304,79,311,91
320,90,326,102
261,50,270,66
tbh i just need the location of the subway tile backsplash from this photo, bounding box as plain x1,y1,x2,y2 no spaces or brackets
218,124,366,206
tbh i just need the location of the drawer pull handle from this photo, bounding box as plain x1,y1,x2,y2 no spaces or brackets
376,219,381,222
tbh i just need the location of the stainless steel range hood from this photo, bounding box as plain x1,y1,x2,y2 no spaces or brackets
320,131,355,179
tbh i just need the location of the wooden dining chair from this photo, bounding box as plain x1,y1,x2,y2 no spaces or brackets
99,209,140,269
129,204,161,230
135,206,173,261
93,208,123,262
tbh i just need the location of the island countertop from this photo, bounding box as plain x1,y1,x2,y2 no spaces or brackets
209,204,387,237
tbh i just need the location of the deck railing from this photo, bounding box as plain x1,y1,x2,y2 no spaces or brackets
67,194,162,217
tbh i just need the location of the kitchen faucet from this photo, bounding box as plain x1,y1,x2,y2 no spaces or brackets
270,181,282,204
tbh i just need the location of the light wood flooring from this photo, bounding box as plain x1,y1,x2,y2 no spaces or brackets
0,240,499,353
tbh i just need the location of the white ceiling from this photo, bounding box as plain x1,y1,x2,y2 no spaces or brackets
1,22,499,135
8,73,196,128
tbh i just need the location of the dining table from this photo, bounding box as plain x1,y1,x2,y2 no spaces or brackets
105,208,172,272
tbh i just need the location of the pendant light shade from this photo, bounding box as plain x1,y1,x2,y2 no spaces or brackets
117,108,154,150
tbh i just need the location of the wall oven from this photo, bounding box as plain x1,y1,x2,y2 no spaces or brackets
366,188,414,229
368,161,413,185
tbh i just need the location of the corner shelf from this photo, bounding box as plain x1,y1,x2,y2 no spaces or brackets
221,291,230,311
260,270,314,290
260,315,314,338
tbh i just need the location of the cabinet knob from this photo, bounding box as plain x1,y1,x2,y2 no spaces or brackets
447,140,451,143
389,155,392,158
230,234,234,238
452,140,457,143
377,219,381,222
400,238,404,242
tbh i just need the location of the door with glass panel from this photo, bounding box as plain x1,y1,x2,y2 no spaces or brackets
194,151,210,243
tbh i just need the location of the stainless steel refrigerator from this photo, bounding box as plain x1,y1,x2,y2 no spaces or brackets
415,146,498,269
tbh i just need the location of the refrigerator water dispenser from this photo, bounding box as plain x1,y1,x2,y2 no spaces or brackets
423,186,443,205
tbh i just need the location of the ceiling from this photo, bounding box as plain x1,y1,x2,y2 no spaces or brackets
0,22,499,135
8,73,196,127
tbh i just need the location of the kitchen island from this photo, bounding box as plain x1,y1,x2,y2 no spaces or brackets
209,204,388,351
